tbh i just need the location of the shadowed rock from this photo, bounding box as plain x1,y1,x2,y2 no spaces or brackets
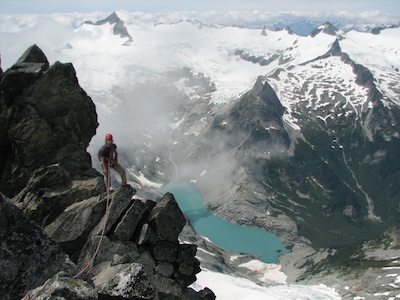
113,199,148,241
13,164,104,227
0,45,99,197
0,193,86,300
17,44,49,66
137,223,158,245
45,194,106,258
91,187,136,236
148,193,186,242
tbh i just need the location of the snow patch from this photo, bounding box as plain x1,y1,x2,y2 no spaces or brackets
197,247,216,257
130,170,162,188
239,260,287,284
169,117,185,130
191,268,341,300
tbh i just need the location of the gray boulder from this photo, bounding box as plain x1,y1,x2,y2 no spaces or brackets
148,193,186,242
13,164,104,227
45,194,106,259
137,223,158,245
113,199,148,241
0,193,88,300
153,274,182,299
28,273,98,300
91,187,137,237
93,263,156,299
155,263,174,278
151,241,179,262
78,236,142,275
175,244,201,287
183,288,216,300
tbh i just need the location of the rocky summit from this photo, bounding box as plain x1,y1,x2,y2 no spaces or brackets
0,46,215,300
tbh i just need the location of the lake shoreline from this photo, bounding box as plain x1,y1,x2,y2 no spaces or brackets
163,182,290,263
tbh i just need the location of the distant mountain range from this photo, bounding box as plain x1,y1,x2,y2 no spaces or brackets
272,20,399,36
1,11,400,298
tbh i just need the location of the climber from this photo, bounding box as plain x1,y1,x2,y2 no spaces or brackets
100,133,131,190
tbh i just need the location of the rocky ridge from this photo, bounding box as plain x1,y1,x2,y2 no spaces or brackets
84,12,133,46
0,45,214,300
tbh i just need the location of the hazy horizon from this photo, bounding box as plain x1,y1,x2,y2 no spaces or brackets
0,0,399,14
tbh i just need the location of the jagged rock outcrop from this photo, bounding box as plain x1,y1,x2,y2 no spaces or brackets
322,37,394,141
0,46,214,300
148,193,186,242
13,164,104,228
84,12,133,46
309,22,339,37
0,193,91,300
216,76,290,160
75,190,206,299
44,193,106,259
0,44,100,198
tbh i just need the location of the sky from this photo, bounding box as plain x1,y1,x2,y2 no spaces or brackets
0,0,399,14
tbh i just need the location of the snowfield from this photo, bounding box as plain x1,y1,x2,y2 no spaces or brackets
2,11,400,300
192,268,341,300
3,11,399,136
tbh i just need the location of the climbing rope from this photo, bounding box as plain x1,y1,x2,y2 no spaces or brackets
72,158,112,278
22,160,112,299
22,290,32,300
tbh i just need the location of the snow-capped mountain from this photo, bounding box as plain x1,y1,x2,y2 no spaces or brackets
1,11,400,299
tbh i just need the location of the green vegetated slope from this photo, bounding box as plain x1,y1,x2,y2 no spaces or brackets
261,116,400,249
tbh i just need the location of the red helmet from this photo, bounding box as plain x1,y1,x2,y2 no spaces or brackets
105,133,113,140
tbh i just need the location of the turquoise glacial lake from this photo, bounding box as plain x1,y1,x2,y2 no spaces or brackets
161,183,290,263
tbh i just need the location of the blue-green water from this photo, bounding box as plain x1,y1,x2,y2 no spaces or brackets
162,183,290,263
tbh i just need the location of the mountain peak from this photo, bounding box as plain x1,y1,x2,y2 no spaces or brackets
309,22,339,37
84,12,133,45
17,44,49,67
102,11,120,24
84,11,120,26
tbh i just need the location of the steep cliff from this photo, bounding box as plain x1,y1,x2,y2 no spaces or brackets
0,46,214,300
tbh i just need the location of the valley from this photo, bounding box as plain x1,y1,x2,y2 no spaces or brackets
1,11,400,299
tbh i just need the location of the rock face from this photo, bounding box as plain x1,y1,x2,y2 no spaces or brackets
0,46,214,300
0,193,89,300
0,44,99,198
94,263,155,299
148,192,186,242
76,190,204,299
28,274,98,300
